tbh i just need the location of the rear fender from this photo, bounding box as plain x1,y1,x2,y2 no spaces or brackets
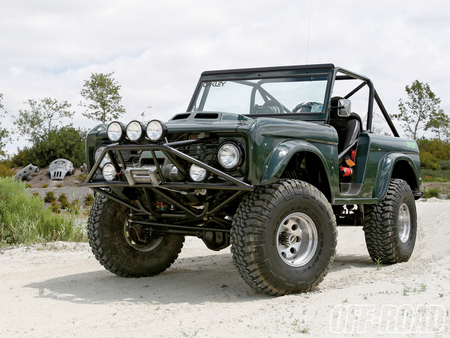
374,153,421,200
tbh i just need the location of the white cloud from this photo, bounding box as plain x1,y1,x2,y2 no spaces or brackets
1,0,449,155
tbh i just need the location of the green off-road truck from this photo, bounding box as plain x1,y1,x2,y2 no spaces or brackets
84,64,422,295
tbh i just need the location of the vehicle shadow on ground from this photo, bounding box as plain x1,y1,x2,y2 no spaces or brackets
331,254,374,272
25,253,267,305
25,251,374,305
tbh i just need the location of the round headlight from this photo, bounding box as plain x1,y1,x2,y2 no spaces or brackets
102,163,116,181
217,142,242,170
189,164,208,182
107,121,125,142
94,146,111,168
146,120,167,142
126,121,145,142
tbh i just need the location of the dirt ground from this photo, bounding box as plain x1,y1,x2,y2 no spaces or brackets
0,199,449,337
15,166,93,203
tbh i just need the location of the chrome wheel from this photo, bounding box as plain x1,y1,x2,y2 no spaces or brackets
398,203,411,243
276,212,318,267
124,216,162,252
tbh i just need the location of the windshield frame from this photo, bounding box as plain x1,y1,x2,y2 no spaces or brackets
187,65,334,122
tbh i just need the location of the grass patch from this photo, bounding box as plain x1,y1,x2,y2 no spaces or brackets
0,177,85,246
421,169,450,182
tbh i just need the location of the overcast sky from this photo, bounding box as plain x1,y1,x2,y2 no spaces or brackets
1,0,449,156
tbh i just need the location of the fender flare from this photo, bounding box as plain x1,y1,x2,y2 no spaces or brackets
260,139,334,187
373,153,421,200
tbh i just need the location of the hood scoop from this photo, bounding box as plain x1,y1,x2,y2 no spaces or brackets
194,113,219,119
171,112,220,121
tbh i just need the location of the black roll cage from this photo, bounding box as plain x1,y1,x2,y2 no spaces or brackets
189,64,399,137
331,67,399,137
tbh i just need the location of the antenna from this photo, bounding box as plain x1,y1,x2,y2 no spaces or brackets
306,0,313,64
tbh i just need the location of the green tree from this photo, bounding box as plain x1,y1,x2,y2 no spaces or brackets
14,97,75,144
79,72,125,123
393,80,449,140
0,94,10,157
11,126,86,167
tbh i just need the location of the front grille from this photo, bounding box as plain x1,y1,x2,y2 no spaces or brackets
176,142,218,164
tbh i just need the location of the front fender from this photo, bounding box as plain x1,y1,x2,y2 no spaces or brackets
260,139,333,185
373,153,421,200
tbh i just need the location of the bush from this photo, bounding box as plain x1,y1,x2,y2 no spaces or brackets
85,194,94,207
420,151,441,170
58,193,69,209
44,191,56,203
11,126,87,167
0,177,80,245
0,164,15,177
41,184,48,188
428,188,439,197
439,160,450,170
50,201,61,213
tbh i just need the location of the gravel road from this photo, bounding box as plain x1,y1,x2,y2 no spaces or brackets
1,199,449,337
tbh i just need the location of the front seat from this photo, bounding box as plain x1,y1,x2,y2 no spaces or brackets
329,96,362,154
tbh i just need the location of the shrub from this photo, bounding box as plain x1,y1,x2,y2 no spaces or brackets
58,193,69,209
32,192,40,199
428,188,439,198
50,201,61,213
11,126,86,167
44,191,56,203
0,164,15,177
56,184,62,188
85,194,94,207
0,177,79,245
439,160,450,170
41,184,48,188
420,151,441,170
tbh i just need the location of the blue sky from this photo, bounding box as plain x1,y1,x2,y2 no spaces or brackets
1,0,449,156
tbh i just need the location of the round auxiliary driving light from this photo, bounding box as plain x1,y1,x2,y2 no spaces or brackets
217,142,243,170
94,146,111,168
102,163,116,181
146,120,167,142
107,121,126,142
126,120,145,142
189,164,208,182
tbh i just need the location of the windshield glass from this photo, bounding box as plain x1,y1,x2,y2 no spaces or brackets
191,76,328,115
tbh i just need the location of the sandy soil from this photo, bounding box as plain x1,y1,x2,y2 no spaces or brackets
1,199,449,337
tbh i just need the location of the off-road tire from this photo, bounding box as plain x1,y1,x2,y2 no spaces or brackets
231,179,337,296
364,179,417,264
87,192,184,277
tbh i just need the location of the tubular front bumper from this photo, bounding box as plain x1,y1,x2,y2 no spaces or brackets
83,139,253,192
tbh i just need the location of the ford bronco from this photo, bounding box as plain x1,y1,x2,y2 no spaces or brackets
84,64,422,295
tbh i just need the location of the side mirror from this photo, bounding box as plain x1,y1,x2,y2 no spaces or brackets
337,99,351,117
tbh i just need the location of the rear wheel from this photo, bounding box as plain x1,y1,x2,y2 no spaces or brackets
88,193,184,277
364,179,417,263
231,180,337,295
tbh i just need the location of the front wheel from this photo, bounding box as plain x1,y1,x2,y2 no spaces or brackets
364,179,417,264
231,180,337,296
87,193,184,277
